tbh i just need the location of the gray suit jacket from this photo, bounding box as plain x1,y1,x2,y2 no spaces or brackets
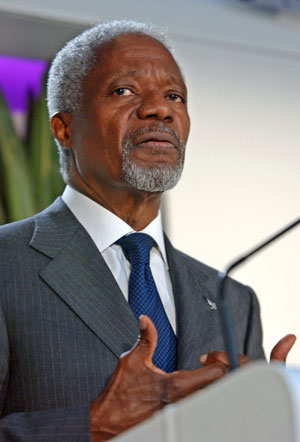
0,198,264,440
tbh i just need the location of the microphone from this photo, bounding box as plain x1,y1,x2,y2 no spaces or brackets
217,216,300,371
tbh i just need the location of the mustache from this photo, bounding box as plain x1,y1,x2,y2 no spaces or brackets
123,122,185,150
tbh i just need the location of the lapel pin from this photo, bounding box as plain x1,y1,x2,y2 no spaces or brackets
205,297,217,310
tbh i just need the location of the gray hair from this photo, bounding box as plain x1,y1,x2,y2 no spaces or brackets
47,20,173,180
47,20,171,117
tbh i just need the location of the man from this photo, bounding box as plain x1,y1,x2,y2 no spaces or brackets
0,20,295,441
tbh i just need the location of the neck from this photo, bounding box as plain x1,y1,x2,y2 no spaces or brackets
68,181,163,231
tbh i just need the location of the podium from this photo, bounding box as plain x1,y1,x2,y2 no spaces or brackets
115,362,300,442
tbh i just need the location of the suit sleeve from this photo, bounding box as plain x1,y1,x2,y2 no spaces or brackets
244,287,266,361
0,405,92,441
0,307,92,441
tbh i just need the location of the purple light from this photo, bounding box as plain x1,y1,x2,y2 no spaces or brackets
0,55,48,112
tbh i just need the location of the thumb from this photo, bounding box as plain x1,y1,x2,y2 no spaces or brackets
270,334,297,363
135,315,158,365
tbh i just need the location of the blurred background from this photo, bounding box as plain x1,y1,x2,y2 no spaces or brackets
0,0,299,363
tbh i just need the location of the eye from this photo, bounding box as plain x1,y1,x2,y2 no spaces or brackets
113,87,134,96
167,93,185,103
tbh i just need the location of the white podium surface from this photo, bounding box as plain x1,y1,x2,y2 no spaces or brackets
115,362,300,442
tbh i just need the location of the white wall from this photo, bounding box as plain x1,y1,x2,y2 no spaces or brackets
168,35,300,364
0,0,299,363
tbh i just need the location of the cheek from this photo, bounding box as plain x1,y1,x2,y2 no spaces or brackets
100,105,132,141
93,115,125,172
177,112,190,143
184,117,191,141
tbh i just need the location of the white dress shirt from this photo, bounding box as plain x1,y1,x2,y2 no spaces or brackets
62,185,176,333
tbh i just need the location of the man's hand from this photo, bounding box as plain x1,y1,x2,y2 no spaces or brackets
199,351,250,368
199,335,297,369
90,315,227,441
270,334,296,363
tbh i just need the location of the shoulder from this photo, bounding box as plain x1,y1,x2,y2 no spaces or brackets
0,217,35,245
166,236,254,300
0,197,70,248
165,235,219,282
171,246,219,277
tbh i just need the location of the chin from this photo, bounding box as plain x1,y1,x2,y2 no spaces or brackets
122,161,183,193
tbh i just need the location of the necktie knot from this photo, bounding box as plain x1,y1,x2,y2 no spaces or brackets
116,233,155,265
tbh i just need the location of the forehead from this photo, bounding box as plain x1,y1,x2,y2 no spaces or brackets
84,34,185,89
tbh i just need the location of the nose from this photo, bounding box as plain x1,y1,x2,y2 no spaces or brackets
137,93,173,122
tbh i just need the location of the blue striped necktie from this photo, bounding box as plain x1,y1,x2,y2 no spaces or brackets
116,233,177,373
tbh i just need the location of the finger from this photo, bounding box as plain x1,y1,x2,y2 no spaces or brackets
200,351,250,367
134,316,162,369
119,316,165,374
184,362,227,390
270,334,296,363
139,314,156,340
166,363,227,402
120,315,158,357
238,354,250,366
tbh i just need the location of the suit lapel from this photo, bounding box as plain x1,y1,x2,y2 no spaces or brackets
30,199,223,367
30,198,139,359
165,236,223,370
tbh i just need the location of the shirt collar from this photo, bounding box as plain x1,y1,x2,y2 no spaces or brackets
62,185,169,268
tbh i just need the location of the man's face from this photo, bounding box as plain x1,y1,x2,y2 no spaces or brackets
70,34,190,195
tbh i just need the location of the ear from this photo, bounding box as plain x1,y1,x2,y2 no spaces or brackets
51,112,73,148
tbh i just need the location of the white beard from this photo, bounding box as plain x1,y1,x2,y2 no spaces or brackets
121,124,185,192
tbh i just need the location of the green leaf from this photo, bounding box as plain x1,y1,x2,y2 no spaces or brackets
0,195,7,225
28,71,64,210
0,91,37,222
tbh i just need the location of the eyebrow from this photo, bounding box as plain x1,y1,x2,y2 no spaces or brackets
109,70,186,89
